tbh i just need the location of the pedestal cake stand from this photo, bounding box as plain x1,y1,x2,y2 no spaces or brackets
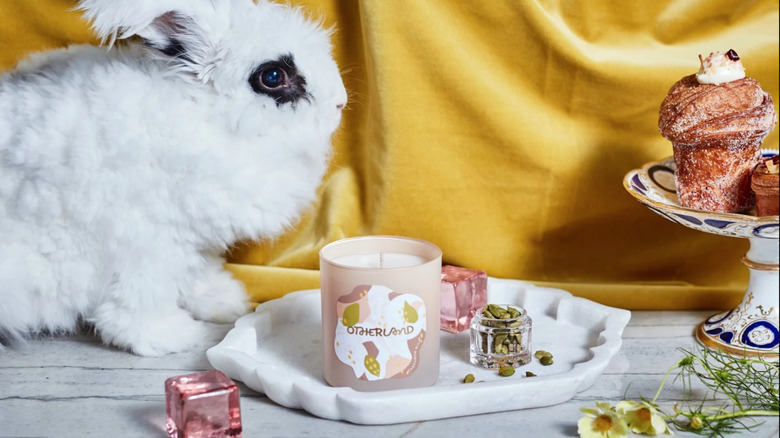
624,151,778,358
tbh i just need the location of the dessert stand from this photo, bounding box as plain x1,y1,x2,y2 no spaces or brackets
624,151,779,358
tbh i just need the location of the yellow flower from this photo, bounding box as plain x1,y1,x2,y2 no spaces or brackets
616,400,673,435
578,402,629,438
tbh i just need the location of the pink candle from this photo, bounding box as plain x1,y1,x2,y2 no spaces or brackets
319,236,442,391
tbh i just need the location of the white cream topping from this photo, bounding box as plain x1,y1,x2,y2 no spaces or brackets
696,50,745,85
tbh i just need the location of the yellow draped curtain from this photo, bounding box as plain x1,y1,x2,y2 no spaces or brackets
2,0,778,310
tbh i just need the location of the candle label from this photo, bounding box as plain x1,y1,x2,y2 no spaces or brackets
334,284,426,380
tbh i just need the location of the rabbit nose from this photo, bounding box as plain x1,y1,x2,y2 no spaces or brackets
336,103,345,110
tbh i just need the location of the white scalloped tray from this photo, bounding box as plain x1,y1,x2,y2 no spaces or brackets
206,278,631,424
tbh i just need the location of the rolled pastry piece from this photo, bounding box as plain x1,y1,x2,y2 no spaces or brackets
752,155,779,217
658,51,777,213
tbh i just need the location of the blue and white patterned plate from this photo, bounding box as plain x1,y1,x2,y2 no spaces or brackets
623,150,779,240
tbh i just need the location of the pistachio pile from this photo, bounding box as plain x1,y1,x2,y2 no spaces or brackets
462,349,553,383
482,304,522,320
534,350,554,365
477,304,525,355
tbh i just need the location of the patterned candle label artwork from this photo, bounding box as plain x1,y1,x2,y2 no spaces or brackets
334,284,426,380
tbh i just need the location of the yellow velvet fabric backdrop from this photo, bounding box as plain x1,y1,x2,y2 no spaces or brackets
1,0,778,310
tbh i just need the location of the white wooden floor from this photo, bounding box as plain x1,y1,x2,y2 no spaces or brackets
1,311,777,438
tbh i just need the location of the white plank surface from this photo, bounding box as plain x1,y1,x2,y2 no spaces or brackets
1,311,777,438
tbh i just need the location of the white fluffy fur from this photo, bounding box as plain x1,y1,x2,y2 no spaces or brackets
0,0,346,355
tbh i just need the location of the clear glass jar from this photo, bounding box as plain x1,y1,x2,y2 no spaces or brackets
470,304,532,369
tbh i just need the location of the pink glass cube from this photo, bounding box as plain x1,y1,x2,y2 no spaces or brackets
440,265,488,333
165,370,242,438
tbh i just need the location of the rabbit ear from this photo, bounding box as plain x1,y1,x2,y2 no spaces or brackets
138,11,198,61
78,0,225,83
77,0,185,44
138,11,229,84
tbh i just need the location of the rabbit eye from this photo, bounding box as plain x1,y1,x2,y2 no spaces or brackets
249,54,309,106
261,68,285,88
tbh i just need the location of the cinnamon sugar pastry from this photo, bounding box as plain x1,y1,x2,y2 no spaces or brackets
752,155,779,217
658,50,777,213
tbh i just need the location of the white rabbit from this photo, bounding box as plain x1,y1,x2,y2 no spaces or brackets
0,0,347,355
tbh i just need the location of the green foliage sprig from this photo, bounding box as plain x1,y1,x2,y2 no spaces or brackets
578,347,779,438
665,347,778,436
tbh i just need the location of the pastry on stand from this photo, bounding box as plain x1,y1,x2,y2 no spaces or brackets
638,50,779,358
625,153,778,359
658,50,777,213
752,155,779,217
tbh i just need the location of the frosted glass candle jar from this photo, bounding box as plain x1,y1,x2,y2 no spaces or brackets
320,235,442,391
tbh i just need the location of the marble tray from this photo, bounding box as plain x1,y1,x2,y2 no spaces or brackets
206,278,631,424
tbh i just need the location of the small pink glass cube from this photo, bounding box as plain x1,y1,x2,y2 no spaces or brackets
440,265,488,333
165,370,242,438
